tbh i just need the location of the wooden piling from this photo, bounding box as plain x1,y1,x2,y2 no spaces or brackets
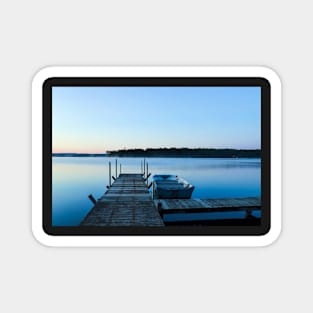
115,159,117,178
109,161,111,187
88,194,97,205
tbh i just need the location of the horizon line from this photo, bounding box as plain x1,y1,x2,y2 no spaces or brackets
53,147,261,154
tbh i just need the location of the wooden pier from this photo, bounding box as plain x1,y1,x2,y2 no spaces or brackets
154,197,261,225
80,160,261,226
155,197,261,215
81,173,164,227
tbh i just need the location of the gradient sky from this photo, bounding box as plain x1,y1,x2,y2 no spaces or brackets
52,86,261,153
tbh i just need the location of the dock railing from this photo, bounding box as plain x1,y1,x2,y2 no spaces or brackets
107,158,151,189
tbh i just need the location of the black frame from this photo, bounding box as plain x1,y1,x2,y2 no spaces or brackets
43,77,270,236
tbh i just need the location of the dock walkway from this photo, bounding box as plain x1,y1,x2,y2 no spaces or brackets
81,173,164,226
155,197,261,215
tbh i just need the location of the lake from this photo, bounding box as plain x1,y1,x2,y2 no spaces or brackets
52,157,261,226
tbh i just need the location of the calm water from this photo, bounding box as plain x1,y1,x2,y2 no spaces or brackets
52,157,261,226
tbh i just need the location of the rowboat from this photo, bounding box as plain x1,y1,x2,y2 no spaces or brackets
152,174,195,199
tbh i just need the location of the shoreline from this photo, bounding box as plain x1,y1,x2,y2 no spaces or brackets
52,154,261,159
53,148,260,158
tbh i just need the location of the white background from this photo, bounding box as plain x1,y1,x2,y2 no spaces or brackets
0,0,311,312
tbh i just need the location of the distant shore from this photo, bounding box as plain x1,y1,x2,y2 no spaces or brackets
53,148,261,158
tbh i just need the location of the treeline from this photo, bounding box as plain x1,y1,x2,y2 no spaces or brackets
107,148,261,158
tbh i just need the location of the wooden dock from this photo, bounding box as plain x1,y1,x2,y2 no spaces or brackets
154,197,261,216
80,162,261,226
81,173,164,227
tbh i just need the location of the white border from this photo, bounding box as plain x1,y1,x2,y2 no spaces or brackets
32,66,282,247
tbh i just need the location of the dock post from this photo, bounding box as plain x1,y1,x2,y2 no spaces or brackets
157,201,163,218
109,161,111,187
144,158,146,176
141,160,143,174
120,163,122,174
115,159,117,178
88,194,97,205
152,181,154,199
245,208,252,219
146,163,149,185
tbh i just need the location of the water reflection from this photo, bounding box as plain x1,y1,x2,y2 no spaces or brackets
52,157,261,226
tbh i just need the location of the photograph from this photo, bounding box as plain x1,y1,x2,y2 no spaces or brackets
51,84,262,230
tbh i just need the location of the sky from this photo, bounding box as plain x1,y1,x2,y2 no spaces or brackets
52,86,261,153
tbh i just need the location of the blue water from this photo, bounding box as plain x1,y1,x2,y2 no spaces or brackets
52,157,261,226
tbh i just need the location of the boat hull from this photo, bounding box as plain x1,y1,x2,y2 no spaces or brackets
152,174,195,199
154,185,195,199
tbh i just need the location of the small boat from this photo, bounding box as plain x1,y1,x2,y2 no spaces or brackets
152,174,195,199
